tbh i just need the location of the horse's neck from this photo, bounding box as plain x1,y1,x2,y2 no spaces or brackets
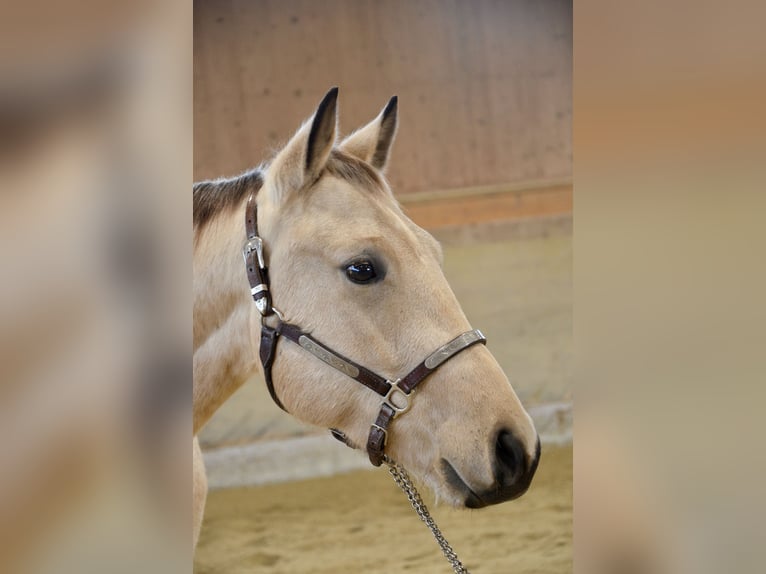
193,206,259,434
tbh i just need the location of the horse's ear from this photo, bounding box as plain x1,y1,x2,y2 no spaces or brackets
266,87,339,204
339,95,398,171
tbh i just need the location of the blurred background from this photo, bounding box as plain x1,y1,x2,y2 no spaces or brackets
1,1,190,573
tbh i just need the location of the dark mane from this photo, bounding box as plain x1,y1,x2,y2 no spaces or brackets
193,168,263,234
192,152,385,239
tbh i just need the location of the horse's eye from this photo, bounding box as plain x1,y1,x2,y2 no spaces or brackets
345,261,377,284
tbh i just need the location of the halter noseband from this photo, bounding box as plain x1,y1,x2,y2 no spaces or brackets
243,194,486,466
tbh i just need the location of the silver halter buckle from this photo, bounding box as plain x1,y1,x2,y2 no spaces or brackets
242,236,266,268
243,236,271,316
383,379,413,418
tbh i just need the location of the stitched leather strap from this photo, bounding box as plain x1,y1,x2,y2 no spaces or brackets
259,322,486,465
365,330,486,466
259,324,287,412
245,193,258,240
278,323,392,397
244,194,272,316
399,329,486,393
367,404,396,466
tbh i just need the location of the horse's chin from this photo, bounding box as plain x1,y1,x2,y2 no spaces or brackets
439,458,488,508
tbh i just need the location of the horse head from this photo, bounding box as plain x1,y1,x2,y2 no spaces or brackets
255,88,540,507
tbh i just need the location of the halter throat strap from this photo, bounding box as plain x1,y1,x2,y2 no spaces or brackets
244,193,487,466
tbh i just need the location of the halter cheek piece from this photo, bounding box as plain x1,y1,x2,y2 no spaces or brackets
243,194,486,466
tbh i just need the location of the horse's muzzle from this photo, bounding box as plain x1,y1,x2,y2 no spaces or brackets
442,433,541,508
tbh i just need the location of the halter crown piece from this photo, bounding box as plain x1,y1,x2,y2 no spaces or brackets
243,193,486,466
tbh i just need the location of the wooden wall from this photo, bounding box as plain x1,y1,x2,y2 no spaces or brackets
194,0,571,195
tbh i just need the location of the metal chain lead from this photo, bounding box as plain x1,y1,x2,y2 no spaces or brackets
384,456,471,574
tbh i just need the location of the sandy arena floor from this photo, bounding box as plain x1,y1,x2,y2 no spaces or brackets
194,444,571,574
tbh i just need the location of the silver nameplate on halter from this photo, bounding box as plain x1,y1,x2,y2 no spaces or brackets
424,329,485,369
298,336,360,378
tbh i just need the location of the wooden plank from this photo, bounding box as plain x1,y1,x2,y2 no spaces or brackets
193,0,572,193
401,184,572,230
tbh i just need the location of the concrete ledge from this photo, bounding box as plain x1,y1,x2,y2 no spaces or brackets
402,183,572,231
432,213,572,245
530,401,572,446
203,434,372,490
203,402,572,490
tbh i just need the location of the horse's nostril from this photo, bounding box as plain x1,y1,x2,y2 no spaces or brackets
495,430,526,483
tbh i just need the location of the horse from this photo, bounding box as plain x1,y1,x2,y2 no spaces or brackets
192,87,540,551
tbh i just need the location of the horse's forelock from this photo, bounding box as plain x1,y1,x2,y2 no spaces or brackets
323,150,387,196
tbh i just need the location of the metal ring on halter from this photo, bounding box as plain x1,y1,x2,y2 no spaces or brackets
383,379,413,418
261,306,284,325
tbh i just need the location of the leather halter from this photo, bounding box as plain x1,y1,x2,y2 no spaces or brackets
243,194,487,466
